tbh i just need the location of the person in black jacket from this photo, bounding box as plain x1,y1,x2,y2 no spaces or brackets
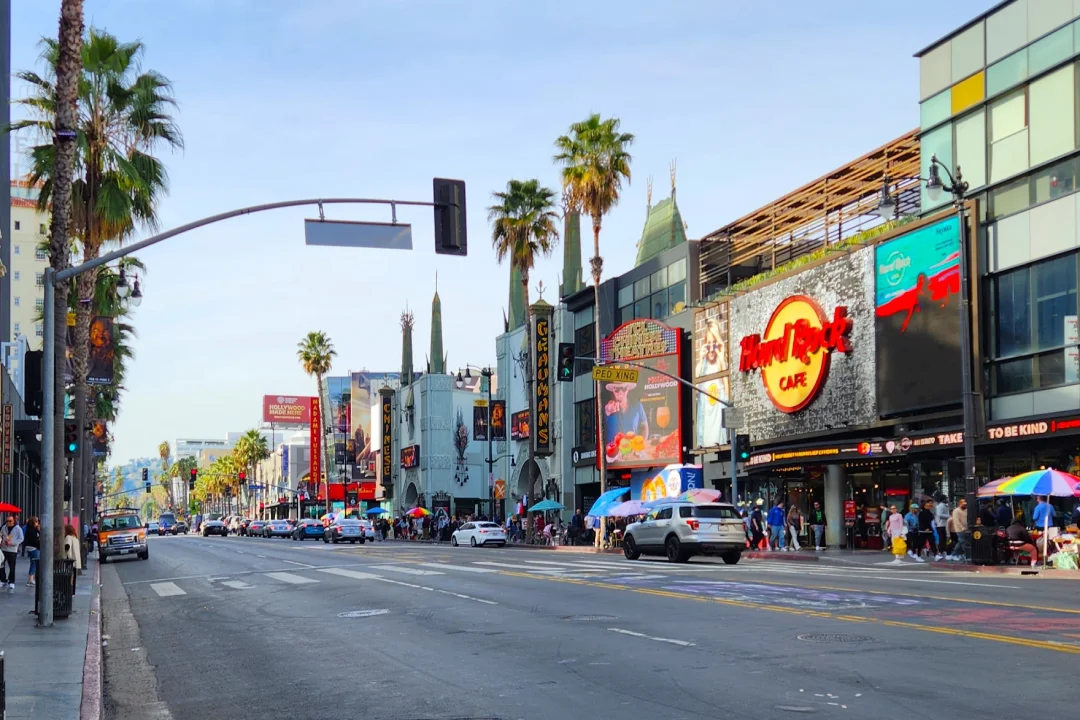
918,500,943,560
808,501,827,550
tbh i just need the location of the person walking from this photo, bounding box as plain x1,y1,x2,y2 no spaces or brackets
749,504,766,551
934,495,951,553
23,517,40,587
61,525,82,596
948,499,969,561
885,505,907,564
787,504,803,551
918,500,943,561
1,515,24,592
808,501,827,550
904,504,921,560
767,500,787,551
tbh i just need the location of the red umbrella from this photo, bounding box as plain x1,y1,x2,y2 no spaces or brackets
0,503,21,514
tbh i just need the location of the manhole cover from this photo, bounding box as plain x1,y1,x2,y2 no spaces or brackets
338,609,390,618
797,633,874,644
563,614,619,622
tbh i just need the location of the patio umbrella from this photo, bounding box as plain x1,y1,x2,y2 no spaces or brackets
586,487,629,518
366,507,389,515
607,500,649,517
976,469,1080,498
528,499,565,513
406,507,432,518
677,488,723,504
0,503,20,514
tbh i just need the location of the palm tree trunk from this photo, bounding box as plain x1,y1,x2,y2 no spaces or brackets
590,219,605,548
48,0,85,550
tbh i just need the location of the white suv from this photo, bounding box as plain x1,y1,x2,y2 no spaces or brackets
622,502,745,564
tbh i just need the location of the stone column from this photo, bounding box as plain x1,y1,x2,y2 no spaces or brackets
824,464,846,549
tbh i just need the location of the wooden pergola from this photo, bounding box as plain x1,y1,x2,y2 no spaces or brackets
699,129,922,300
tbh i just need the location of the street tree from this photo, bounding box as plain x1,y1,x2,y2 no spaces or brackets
487,179,561,314
158,440,173,509
297,332,336,514
234,429,269,516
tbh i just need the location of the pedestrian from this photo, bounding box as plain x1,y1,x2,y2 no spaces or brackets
61,525,82,596
994,500,1012,528
767,500,786,551
787,504,803,551
904,504,920,560
934,494,950,551
0,515,23,592
949,498,969,561
918,500,943,561
885,505,907,564
808,501,827,550
24,517,40,587
750,504,766,550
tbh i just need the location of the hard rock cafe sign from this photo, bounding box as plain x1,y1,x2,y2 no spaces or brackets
738,295,852,413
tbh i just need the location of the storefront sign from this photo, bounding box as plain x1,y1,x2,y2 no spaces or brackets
281,446,289,478
531,306,553,457
571,445,598,468
738,296,851,414
745,439,901,468
1,404,12,475
400,444,419,469
309,397,322,484
380,391,393,483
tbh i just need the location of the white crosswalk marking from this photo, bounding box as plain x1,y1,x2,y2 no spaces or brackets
265,572,319,585
150,582,186,597
416,562,497,574
317,568,381,580
221,580,252,589
371,565,445,576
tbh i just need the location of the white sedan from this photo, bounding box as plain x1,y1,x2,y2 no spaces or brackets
359,519,377,541
451,521,507,547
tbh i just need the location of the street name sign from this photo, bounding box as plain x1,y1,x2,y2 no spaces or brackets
591,366,640,383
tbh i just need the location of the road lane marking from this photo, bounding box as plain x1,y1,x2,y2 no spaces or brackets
371,565,445,576
416,563,497,574
372,576,497,605
265,572,319,585
435,589,498,605
282,560,314,568
607,628,695,647
221,580,252,589
150,582,186,597
317,568,382,580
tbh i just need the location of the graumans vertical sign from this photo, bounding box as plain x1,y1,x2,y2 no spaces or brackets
531,301,554,457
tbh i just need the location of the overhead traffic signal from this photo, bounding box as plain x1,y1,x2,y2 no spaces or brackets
734,433,751,462
557,343,574,382
238,471,246,483
142,467,150,493
64,421,79,457
433,178,467,256
189,468,197,491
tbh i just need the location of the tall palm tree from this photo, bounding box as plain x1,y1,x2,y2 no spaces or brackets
554,114,634,532
234,429,269,516
297,332,337,515
158,441,174,510
14,27,182,530
487,179,561,313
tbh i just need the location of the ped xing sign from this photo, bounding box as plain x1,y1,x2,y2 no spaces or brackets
739,295,852,414
592,365,640,384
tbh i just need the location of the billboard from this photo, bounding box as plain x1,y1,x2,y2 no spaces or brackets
490,400,506,440
90,419,109,456
473,402,488,441
695,376,730,448
87,317,115,385
599,320,682,470
631,464,703,502
874,215,962,416
262,395,314,425
400,444,419,469
510,410,530,441
693,301,730,377
350,372,401,479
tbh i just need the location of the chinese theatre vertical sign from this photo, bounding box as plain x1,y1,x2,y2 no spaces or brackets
531,301,554,457
379,389,393,486
309,396,322,490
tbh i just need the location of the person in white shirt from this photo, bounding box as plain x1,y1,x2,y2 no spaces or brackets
934,495,951,555
1,515,25,592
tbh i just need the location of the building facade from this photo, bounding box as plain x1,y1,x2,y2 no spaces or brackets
9,180,49,350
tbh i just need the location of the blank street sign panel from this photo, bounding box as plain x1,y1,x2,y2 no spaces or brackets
305,219,413,250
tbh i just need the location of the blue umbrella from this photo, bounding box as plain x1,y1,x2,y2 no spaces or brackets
365,507,389,515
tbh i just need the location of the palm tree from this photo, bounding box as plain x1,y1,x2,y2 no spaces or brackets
487,179,561,313
554,113,634,534
13,27,182,531
158,441,174,510
297,332,336,515
234,429,269,516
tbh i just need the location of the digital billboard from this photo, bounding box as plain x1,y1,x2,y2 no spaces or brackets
262,395,315,425
350,372,401,479
874,215,962,416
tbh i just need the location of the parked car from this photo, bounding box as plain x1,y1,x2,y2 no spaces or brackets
238,518,252,536
622,501,744,564
359,519,377,541
145,520,160,534
263,519,294,538
292,518,324,541
451,521,507,547
171,520,189,535
201,519,228,537
323,519,365,544
247,519,268,537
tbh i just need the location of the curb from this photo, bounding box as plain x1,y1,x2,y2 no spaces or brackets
79,559,102,720
387,539,819,562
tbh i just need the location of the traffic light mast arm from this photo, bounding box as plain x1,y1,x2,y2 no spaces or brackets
591,359,732,407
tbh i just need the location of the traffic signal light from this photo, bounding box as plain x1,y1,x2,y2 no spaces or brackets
142,467,150,493
557,343,574,382
238,471,246,483
433,178,467,256
64,421,79,457
189,468,197,491
734,433,751,462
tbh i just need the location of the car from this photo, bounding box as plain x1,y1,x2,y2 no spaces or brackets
622,501,745,564
359,519,377,541
323,519,365,544
201,519,228,537
99,510,149,562
238,518,252,536
292,518,324,540
171,520,189,535
145,520,160,534
247,519,268,537
451,521,506,547
157,512,177,535
263,519,294,538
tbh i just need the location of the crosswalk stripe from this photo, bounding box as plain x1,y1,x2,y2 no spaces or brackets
150,582,185,597
221,580,252,589
371,565,445,576
317,568,381,580
417,563,497,574
265,572,320,585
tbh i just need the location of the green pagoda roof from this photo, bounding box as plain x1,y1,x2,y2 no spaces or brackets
635,195,687,267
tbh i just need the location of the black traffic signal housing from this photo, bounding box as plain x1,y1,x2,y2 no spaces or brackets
64,421,79,457
734,433,751,462
433,178,467,256
142,467,150,493
188,468,197,491
557,343,574,382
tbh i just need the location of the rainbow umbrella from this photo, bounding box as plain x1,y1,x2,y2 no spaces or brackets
976,469,1080,498
677,488,724,504
406,506,432,518
607,500,649,517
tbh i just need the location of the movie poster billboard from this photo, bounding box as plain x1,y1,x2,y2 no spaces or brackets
693,301,730,378
874,215,962,416
473,402,488,441
87,317,115,385
510,410,530,441
491,400,506,440
695,376,730,448
599,320,682,470
90,419,109,456
350,372,401,479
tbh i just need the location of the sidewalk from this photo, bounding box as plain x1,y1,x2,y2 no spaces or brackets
0,550,102,719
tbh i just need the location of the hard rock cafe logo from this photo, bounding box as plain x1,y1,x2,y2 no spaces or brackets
738,295,852,413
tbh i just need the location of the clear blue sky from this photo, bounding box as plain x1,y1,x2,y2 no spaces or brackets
9,0,990,465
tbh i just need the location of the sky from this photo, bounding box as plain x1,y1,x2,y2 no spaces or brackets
8,0,991,465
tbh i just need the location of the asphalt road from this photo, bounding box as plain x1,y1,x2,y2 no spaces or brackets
102,534,1080,720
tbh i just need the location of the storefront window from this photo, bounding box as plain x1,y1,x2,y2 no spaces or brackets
617,285,633,309
668,282,686,313
1034,253,1077,348
995,266,1032,356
